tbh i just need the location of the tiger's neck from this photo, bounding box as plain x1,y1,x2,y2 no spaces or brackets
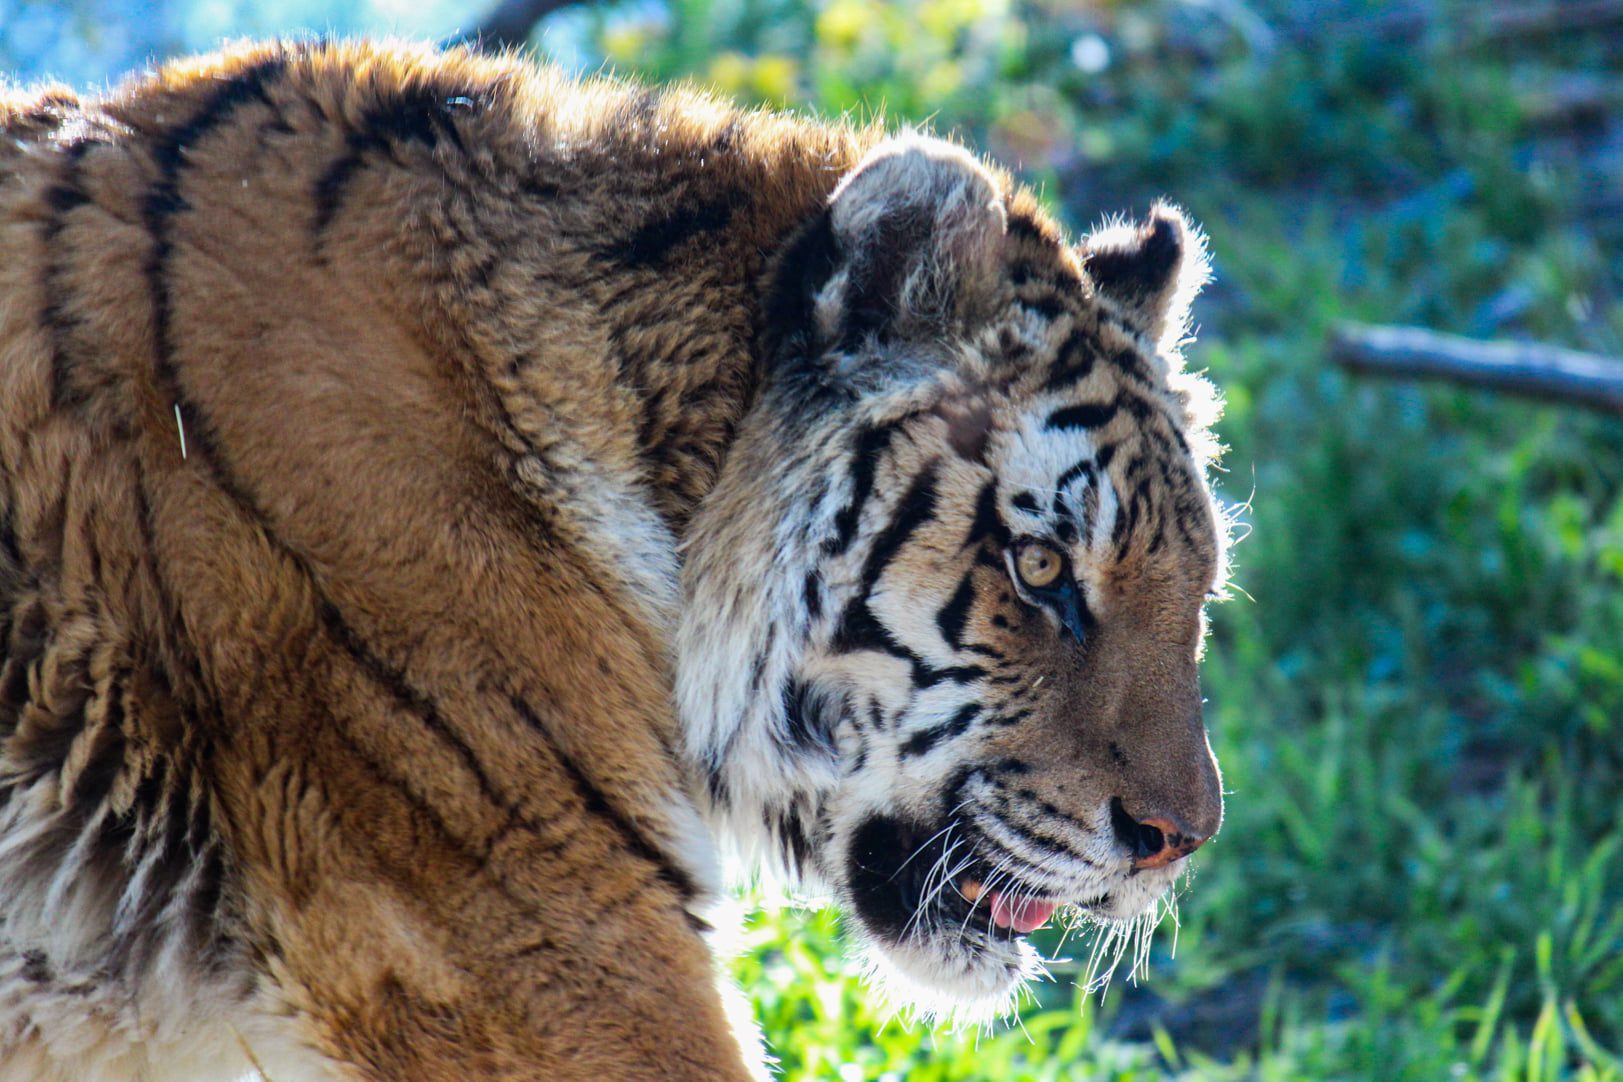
406,87,875,541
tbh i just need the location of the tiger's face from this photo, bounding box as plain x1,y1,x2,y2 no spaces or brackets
803,372,1224,1010
680,135,1226,1016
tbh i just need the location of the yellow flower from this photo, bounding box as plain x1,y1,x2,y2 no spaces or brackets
751,54,799,105
816,0,872,51
707,51,751,95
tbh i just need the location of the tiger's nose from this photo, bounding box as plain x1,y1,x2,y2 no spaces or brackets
1109,798,1213,869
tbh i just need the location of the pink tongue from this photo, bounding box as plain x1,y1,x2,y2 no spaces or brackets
987,891,1058,934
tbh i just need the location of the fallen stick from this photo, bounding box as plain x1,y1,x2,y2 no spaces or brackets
1329,323,1623,416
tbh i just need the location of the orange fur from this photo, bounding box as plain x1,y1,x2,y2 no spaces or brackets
0,38,1227,1081
0,40,836,1081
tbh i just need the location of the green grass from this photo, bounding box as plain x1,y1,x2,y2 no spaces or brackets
567,0,1623,1077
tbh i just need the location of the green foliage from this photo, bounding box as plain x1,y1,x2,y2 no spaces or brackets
733,902,1174,1080
569,1,1623,1078
12,1,1619,1077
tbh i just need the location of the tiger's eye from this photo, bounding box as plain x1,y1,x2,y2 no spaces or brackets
1015,542,1063,589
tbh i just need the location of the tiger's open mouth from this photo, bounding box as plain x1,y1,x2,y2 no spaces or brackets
844,814,1106,951
957,878,1059,935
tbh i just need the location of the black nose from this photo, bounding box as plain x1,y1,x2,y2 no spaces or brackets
1110,797,1210,868
1110,797,1164,859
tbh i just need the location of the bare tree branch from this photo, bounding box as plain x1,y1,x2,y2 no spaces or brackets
1329,323,1623,416
452,0,580,53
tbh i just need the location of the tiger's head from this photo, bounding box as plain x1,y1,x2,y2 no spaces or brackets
679,135,1227,1016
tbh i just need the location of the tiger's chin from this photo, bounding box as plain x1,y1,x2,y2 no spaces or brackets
836,813,1184,1023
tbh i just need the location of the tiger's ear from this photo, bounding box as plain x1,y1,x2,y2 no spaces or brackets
814,134,1008,351
1081,204,1209,351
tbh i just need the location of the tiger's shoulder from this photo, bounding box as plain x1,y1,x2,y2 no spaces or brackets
0,40,846,1081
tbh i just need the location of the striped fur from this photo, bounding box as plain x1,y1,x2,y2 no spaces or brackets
0,39,1227,1080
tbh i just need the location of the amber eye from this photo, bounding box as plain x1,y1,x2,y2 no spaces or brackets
1015,542,1064,589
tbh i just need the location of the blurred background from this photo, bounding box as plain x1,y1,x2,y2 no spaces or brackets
5,0,1620,1078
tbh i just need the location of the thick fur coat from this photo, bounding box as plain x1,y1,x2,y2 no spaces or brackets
0,40,1227,1081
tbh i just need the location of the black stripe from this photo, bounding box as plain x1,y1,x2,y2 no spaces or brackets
328,722,497,869
1005,213,1048,244
1107,346,1157,387
634,382,670,451
128,756,168,828
1118,389,1160,424
833,599,983,690
185,767,213,853
760,209,839,367
1011,491,1039,515
936,572,975,650
1053,458,1096,507
777,805,813,875
900,703,980,758
981,810,1095,867
867,700,887,732
42,140,93,411
965,480,1007,549
510,695,698,903
311,148,366,236
828,421,901,556
604,190,747,268
802,570,822,622
187,843,228,956
144,56,285,497
318,600,510,812
748,642,770,694
990,783,1091,840
1046,400,1118,431
1020,293,1068,322
311,81,473,238
781,678,833,754
20,951,52,985
834,598,910,664
1029,795,1095,837
1146,466,1173,556
1040,328,1097,393
65,706,125,808
855,463,939,595
704,753,729,805
0,501,20,570
1113,488,1143,552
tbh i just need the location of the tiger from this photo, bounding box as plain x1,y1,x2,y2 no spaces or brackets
0,37,1228,1082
